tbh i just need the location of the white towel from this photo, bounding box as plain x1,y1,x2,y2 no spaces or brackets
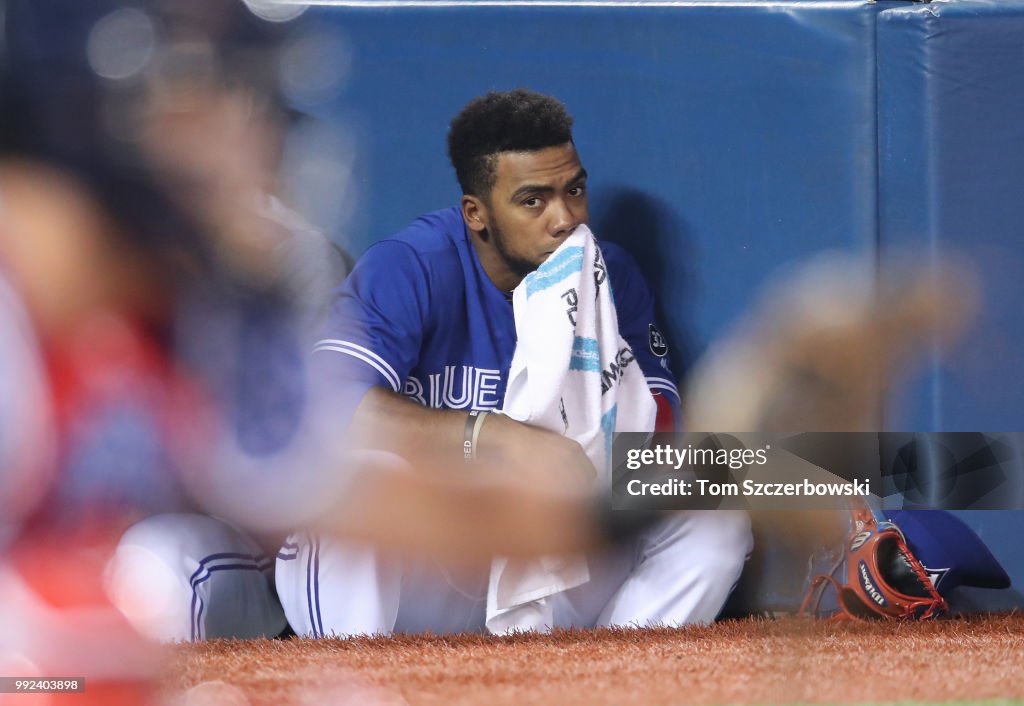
485,225,657,634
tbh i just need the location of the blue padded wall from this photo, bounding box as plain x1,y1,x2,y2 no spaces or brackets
877,0,1024,433
304,1,886,373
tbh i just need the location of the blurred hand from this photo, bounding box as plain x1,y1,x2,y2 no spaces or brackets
683,254,978,432
140,83,287,286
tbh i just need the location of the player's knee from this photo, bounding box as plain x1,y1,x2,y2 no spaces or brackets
712,512,753,577
699,511,753,589
109,514,282,642
705,510,753,550
108,520,193,641
654,510,753,584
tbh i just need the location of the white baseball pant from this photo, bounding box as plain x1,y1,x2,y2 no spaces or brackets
275,509,752,636
106,513,287,641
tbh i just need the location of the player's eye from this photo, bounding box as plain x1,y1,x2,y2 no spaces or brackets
568,185,586,198
522,196,542,208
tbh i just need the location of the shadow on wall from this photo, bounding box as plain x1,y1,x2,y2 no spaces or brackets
590,186,698,386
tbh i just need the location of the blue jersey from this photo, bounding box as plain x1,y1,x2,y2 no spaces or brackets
314,207,679,423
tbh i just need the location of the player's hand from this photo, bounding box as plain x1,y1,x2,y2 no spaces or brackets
474,413,597,493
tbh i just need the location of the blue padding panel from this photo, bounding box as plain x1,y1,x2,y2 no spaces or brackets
305,1,883,372
857,1,1024,612
877,0,1024,432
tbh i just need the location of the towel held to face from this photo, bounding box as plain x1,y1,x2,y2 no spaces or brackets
486,225,656,634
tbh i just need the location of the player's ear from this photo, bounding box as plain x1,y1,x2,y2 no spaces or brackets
461,194,488,236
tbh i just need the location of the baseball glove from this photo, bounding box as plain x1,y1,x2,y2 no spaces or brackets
800,497,947,621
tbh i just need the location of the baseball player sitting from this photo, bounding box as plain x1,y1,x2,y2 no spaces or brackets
275,89,752,636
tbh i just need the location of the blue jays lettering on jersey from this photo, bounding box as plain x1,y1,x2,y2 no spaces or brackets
314,207,679,424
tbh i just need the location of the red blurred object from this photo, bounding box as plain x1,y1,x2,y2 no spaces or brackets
1,533,162,706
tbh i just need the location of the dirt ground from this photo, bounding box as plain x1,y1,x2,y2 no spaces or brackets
162,614,1024,706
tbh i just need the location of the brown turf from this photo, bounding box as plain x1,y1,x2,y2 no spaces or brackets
162,614,1024,706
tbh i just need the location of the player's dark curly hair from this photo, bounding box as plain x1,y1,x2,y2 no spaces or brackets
447,89,574,198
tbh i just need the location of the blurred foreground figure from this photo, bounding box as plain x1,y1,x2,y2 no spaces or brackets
0,0,602,667
0,0,331,690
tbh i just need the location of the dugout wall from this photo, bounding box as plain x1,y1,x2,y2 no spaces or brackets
294,0,1024,612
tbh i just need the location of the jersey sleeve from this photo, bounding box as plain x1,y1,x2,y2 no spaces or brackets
604,245,681,431
312,240,430,418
